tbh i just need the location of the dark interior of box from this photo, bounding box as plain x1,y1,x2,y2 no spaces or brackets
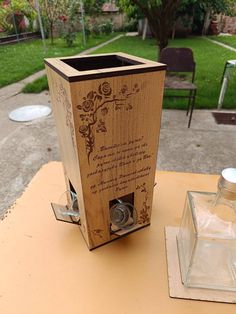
61,55,143,71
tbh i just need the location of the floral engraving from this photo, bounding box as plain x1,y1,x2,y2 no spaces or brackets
99,81,112,96
77,81,140,163
136,183,150,224
56,83,76,150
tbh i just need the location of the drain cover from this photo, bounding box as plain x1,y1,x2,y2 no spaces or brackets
9,105,51,122
212,111,236,125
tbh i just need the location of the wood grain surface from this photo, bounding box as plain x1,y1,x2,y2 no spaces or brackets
45,53,165,249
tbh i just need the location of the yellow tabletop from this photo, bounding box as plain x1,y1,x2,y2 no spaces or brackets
0,162,233,314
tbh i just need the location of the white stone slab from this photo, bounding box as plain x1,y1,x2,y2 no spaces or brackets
9,105,51,122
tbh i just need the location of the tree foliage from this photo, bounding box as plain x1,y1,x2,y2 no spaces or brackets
40,0,66,44
0,0,36,32
119,0,142,19
201,0,236,15
125,0,181,54
39,0,107,45
57,0,80,47
83,0,106,15
180,0,236,19
179,0,236,35
119,0,236,54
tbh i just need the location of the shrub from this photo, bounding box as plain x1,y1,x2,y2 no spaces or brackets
62,31,77,47
122,18,138,32
100,20,113,35
90,23,101,36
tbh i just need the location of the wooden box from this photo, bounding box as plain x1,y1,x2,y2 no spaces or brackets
45,52,166,250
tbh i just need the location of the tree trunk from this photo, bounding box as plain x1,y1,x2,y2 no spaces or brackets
142,18,148,40
158,32,169,60
202,8,212,36
172,22,176,40
131,0,180,58
50,21,54,44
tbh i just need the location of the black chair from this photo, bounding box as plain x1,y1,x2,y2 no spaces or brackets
160,47,197,128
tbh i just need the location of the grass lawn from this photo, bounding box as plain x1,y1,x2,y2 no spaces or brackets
209,34,236,48
21,75,48,93
0,32,118,88
21,35,236,110
91,36,236,110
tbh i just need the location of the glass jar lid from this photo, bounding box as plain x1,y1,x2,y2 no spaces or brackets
218,168,236,200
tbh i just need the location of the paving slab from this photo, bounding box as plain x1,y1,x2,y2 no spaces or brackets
159,109,236,174
0,92,59,218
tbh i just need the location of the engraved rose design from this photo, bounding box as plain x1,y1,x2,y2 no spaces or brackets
121,85,128,95
136,183,150,224
77,81,141,163
98,82,112,96
56,83,76,151
79,125,89,136
101,107,108,116
82,99,94,112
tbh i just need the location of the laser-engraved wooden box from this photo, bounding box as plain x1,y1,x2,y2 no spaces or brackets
45,52,166,250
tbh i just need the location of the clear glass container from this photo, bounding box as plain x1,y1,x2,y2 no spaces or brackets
177,168,236,291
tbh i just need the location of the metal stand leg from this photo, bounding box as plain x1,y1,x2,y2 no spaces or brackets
217,61,236,110
188,90,196,128
218,77,228,110
186,90,193,116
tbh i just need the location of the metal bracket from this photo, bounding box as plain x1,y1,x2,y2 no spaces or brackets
218,60,236,109
51,203,80,225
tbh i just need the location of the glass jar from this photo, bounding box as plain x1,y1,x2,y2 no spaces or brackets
177,168,236,291
110,200,137,230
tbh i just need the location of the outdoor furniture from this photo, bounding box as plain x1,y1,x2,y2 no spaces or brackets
218,60,236,109
160,47,197,128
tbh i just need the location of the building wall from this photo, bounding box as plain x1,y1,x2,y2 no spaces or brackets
221,15,236,34
89,13,125,30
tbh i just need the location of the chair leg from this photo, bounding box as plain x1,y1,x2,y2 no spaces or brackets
188,90,196,128
186,90,193,116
